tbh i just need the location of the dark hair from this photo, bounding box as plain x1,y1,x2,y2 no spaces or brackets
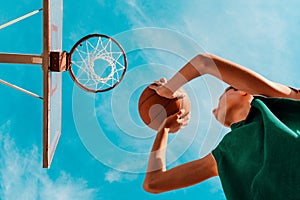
224,86,238,93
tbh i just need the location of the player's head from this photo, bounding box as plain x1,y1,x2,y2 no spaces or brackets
212,86,253,127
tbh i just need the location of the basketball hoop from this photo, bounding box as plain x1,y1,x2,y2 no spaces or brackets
68,34,127,93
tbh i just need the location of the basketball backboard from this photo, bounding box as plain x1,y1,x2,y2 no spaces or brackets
42,0,63,168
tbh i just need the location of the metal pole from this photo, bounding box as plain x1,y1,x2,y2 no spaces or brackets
0,8,43,30
43,0,51,168
0,79,43,99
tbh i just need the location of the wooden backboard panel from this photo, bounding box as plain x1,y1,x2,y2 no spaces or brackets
43,0,63,168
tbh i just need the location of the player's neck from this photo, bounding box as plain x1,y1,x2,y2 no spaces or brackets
227,96,253,126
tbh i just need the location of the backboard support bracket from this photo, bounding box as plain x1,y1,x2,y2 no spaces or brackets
0,53,42,65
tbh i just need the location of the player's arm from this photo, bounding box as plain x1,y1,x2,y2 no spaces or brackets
158,54,300,100
143,110,218,194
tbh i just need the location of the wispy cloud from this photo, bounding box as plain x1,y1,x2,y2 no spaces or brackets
0,120,98,200
115,0,153,27
180,0,298,84
207,177,224,195
104,169,137,183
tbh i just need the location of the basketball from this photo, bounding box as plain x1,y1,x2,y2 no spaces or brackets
138,84,190,131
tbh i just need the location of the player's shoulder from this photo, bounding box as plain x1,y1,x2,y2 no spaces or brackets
289,86,300,100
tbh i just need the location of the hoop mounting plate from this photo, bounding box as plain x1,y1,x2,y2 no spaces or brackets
50,51,69,72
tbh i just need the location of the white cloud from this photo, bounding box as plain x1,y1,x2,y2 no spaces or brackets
0,120,98,200
104,169,137,183
207,177,224,194
104,170,121,183
115,0,153,27
126,0,146,20
180,0,297,83
94,94,120,133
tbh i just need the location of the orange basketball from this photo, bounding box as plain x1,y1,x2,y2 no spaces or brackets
138,84,190,131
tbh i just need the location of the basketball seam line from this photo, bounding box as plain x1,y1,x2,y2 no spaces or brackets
139,93,173,125
138,92,157,109
147,97,183,127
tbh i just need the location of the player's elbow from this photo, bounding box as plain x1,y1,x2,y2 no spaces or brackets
143,179,164,194
191,53,215,74
197,53,215,66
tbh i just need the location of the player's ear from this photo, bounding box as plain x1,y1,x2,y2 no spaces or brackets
239,91,247,96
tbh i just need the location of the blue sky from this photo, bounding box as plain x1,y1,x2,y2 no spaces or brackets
1,0,300,199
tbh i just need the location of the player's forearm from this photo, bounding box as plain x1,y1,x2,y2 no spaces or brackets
144,153,218,194
145,127,169,174
206,54,299,98
166,53,299,99
164,54,210,92
143,127,169,193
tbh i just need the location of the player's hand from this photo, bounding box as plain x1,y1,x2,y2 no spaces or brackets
159,109,190,133
149,78,185,99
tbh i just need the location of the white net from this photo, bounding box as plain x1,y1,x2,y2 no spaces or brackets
70,35,126,92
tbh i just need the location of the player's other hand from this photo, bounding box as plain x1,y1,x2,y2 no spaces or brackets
159,109,190,133
149,78,185,99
